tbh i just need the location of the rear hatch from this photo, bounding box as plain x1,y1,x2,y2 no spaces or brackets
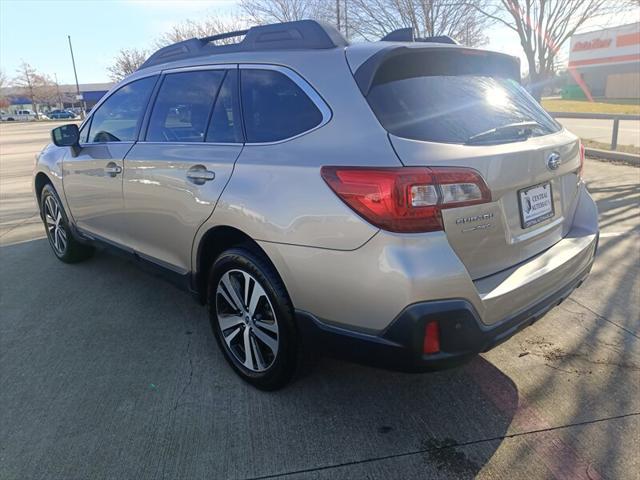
350,46,582,279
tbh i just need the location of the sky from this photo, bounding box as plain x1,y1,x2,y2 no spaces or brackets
0,0,238,85
0,0,636,86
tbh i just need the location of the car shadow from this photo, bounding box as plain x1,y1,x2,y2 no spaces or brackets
0,238,519,479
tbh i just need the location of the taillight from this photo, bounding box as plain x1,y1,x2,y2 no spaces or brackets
320,166,491,233
578,141,585,180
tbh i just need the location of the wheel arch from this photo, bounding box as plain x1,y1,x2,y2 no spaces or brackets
194,225,287,305
34,172,53,207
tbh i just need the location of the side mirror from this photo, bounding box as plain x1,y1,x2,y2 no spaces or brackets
51,124,80,147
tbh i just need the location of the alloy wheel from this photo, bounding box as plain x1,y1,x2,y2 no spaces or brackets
215,269,279,372
43,195,67,255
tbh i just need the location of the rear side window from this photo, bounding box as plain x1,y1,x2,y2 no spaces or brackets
206,70,243,143
88,76,157,143
365,50,560,144
146,70,225,142
241,69,323,143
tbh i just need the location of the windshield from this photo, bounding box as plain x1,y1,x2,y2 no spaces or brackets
367,75,561,144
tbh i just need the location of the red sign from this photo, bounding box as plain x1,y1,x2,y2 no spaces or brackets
573,38,612,51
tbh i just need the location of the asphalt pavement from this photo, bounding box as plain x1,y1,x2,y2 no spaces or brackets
1,121,639,479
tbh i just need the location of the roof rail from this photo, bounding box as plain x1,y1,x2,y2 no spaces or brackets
380,28,458,45
138,20,348,70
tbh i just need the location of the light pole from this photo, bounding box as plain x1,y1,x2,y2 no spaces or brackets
67,35,86,118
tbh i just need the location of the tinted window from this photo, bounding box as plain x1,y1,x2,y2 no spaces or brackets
241,69,323,143
206,70,243,143
366,51,560,144
368,76,559,144
146,70,224,142
88,76,156,143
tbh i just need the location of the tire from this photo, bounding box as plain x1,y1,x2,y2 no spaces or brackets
40,183,94,263
208,248,298,390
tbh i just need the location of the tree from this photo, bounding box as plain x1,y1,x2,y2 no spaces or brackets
13,62,38,114
0,69,9,109
476,0,631,100
347,0,493,45
107,48,148,81
13,62,56,114
239,0,332,25
154,16,248,48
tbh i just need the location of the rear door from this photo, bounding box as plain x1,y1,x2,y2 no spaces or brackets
123,66,243,274
355,47,582,279
63,75,158,246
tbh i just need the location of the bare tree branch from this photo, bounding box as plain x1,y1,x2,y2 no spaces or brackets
13,62,57,114
0,69,8,91
239,0,333,25
107,48,148,82
348,0,495,46
0,69,10,110
477,0,632,99
154,15,249,48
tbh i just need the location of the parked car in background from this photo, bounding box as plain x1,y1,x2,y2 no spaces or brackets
34,20,598,390
1,109,38,121
47,109,78,120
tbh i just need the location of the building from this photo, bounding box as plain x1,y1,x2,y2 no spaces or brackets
0,82,114,113
568,22,640,99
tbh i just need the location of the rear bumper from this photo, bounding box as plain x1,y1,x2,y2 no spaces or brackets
297,239,596,372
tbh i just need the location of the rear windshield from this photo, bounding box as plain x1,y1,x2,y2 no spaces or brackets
365,51,561,144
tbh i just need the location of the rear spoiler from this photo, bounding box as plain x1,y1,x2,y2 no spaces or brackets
354,46,521,96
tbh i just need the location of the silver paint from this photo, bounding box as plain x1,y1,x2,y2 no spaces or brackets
35,42,599,335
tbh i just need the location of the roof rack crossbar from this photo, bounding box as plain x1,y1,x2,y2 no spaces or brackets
381,28,414,42
138,20,348,71
380,28,458,45
201,29,249,44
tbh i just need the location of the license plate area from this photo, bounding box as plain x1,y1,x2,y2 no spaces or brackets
518,182,554,229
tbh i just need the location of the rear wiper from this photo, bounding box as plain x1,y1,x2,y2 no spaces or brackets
466,121,542,145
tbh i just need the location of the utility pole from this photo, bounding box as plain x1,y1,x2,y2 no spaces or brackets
67,35,86,118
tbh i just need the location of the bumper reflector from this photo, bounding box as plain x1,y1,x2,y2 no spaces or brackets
423,321,440,354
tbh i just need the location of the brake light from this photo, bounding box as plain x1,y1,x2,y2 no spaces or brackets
423,321,440,354
578,141,585,180
320,166,491,233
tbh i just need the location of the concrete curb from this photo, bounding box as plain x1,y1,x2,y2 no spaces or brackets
585,148,640,166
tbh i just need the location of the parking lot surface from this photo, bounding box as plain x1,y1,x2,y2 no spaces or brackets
1,121,639,479
557,118,640,147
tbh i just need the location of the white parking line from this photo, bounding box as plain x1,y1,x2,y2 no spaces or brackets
599,231,636,238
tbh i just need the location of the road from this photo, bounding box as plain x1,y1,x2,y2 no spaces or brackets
1,121,639,480
558,118,640,147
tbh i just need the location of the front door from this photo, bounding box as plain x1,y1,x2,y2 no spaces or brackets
63,75,158,247
123,67,243,273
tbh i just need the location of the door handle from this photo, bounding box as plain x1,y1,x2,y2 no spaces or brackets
186,165,215,185
104,163,122,177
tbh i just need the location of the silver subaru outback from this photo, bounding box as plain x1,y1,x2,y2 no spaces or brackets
35,20,598,389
